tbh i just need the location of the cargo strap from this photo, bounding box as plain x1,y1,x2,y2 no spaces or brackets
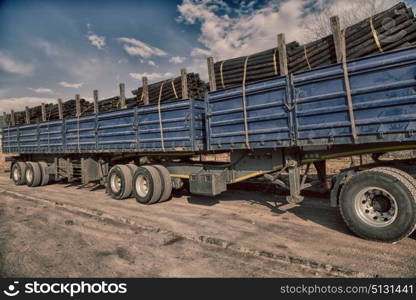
242,56,251,149
341,30,358,144
220,61,226,89
171,78,178,99
370,17,383,53
77,116,81,152
304,45,312,70
273,48,278,75
158,81,166,151
7,125,11,153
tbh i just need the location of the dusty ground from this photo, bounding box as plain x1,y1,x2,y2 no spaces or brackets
0,171,415,278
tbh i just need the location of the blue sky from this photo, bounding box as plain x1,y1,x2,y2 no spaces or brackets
0,0,415,112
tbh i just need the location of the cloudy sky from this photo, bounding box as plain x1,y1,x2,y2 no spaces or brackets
0,0,414,112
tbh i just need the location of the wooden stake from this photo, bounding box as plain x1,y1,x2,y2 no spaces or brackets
277,33,288,76
207,57,217,92
181,68,189,99
330,16,343,63
41,103,46,122
10,110,15,126
58,98,63,119
3,112,8,126
75,94,81,117
119,83,126,109
142,76,149,105
93,90,99,114
25,107,30,124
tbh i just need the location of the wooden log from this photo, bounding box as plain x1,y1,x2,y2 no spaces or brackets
142,76,149,105
10,110,15,126
119,83,126,109
93,90,98,114
25,107,30,124
75,94,81,117
207,57,217,92
181,68,189,99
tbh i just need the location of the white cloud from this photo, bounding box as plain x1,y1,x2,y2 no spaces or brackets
35,39,61,56
148,60,158,67
0,97,57,113
190,47,211,58
87,34,106,50
129,72,174,82
59,81,84,88
169,56,186,64
118,37,167,58
0,51,34,75
117,58,128,64
29,88,54,94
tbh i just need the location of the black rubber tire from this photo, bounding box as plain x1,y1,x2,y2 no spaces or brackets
38,162,51,186
25,162,42,187
132,166,162,204
152,165,172,203
11,161,27,185
107,165,134,200
339,168,416,243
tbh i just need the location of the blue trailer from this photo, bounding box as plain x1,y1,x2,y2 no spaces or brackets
3,46,416,243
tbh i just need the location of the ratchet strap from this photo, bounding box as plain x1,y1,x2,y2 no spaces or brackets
341,30,358,144
242,56,251,149
304,45,312,70
273,48,278,75
370,17,384,53
220,61,226,89
171,78,178,99
158,81,166,151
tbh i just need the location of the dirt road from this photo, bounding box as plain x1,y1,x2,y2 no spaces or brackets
0,173,415,278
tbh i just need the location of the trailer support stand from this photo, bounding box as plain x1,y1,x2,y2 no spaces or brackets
286,159,304,204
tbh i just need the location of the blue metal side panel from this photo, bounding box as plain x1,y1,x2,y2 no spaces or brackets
1,99,204,154
206,77,290,151
293,46,416,146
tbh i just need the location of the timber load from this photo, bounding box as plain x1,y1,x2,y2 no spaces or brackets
212,2,415,90
131,72,207,106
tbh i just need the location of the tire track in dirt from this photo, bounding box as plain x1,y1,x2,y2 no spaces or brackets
0,188,371,278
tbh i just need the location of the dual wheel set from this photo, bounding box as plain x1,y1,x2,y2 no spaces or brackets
11,161,53,187
11,161,172,205
107,164,172,204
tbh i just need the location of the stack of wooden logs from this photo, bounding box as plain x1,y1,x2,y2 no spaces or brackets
4,69,208,125
131,72,207,106
211,2,415,90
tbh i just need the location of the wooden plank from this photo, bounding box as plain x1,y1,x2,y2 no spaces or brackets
277,33,288,76
25,106,30,124
207,57,217,91
142,76,149,105
181,68,189,99
119,83,126,109
75,94,81,117
10,110,15,126
93,90,99,113
41,103,46,122
330,16,343,63
58,98,63,119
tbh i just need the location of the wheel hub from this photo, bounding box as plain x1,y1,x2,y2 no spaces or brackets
13,168,21,181
110,173,122,193
354,187,398,227
135,175,149,198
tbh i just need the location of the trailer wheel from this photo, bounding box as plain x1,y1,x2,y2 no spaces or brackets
108,165,134,200
38,162,52,186
25,162,42,187
132,166,162,204
11,162,28,185
339,168,416,243
152,165,172,203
